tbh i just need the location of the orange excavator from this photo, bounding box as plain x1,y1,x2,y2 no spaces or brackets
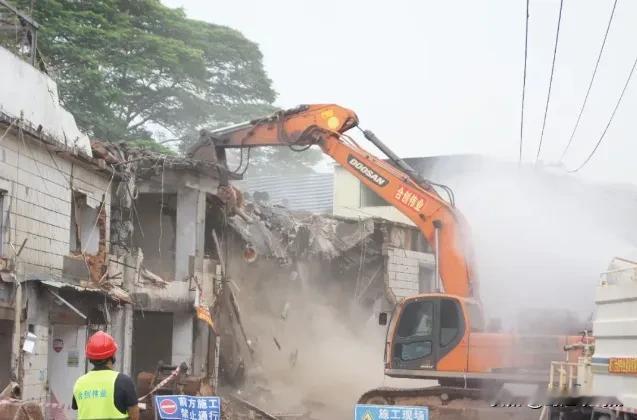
197,104,582,416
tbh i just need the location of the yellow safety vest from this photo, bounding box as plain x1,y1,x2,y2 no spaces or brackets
73,370,128,420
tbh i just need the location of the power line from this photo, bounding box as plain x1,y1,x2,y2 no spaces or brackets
560,0,619,163
569,53,637,173
519,0,530,165
536,0,565,163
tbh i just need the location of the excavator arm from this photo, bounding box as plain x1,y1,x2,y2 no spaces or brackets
200,104,477,299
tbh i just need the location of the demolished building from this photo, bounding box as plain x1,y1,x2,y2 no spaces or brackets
0,5,437,418
0,5,232,416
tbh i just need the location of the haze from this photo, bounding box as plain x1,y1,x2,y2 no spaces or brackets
164,0,637,185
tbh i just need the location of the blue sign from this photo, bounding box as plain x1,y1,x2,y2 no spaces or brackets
355,404,429,420
154,395,221,420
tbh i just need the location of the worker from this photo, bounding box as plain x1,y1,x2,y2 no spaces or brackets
72,331,139,420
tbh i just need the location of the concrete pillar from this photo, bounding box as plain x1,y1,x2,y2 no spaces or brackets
192,243,217,378
113,254,138,376
122,306,133,375
192,321,209,377
175,188,206,282
176,188,198,283
171,312,193,369
174,185,206,372
22,284,49,402
110,305,133,376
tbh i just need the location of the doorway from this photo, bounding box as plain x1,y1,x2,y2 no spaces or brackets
47,323,88,420
131,311,173,380
0,320,12,390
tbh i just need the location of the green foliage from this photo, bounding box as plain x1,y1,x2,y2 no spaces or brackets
14,0,323,174
126,138,176,155
19,0,276,145
178,103,325,176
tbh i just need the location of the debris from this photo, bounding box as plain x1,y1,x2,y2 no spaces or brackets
229,288,253,356
140,265,168,287
0,382,44,420
8,401,44,420
289,349,298,368
225,393,281,420
273,336,281,351
212,229,226,275
243,244,258,263
280,302,290,320
226,200,378,263
0,382,19,399
137,365,181,402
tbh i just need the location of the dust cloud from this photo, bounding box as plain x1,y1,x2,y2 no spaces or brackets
234,268,390,419
226,157,635,418
427,157,634,332
230,261,427,419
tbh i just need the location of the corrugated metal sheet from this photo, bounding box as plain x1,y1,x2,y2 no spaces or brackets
234,172,334,214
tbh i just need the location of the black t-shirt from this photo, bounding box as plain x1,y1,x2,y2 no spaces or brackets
72,367,138,414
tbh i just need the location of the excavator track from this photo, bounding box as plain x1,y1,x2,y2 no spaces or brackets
358,386,540,420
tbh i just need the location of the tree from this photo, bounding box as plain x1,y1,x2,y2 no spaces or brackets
18,0,276,144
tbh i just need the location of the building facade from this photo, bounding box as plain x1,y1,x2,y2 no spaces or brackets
0,6,226,418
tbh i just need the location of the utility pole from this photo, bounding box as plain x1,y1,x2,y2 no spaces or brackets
10,239,27,382
11,253,22,380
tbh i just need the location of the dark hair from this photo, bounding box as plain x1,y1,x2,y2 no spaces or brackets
89,357,115,367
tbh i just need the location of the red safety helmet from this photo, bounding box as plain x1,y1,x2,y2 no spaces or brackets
86,331,118,360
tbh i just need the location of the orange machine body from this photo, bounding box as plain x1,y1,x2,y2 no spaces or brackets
382,294,581,383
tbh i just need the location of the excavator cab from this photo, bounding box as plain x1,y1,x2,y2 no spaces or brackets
384,295,484,375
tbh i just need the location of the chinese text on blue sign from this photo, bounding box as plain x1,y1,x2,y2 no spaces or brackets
154,395,221,420
355,404,429,420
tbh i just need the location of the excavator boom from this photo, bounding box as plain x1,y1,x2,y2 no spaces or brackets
200,104,583,418
199,104,477,299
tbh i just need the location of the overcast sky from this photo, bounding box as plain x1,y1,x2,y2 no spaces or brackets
164,0,637,185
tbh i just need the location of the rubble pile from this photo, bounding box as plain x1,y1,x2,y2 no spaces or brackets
228,198,379,264
215,199,394,419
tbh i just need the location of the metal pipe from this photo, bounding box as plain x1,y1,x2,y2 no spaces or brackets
212,336,220,391
10,240,27,381
11,268,21,378
538,406,547,420
0,0,40,29
31,28,37,67
433,220,442,292
47,288,88,320
361,129,427,186
208,121,253,137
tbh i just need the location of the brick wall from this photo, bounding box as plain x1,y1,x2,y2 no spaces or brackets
386,247,435,301
0,128,111,278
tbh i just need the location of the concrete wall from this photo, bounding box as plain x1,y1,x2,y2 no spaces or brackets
127,179,216,376
133,193,177,280
0,122,110,405
21,323,49,402
386,247,435,301
0,44,112,407
21,285,49,402
333,166,414,225
175,188,205,283
172,312,193,368
0,46,92,155
0,129,111,278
